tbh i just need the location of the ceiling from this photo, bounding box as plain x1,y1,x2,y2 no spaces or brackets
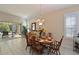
0,4,78,19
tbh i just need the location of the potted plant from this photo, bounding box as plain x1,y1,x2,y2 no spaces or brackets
0,23,10,36
23,26,27,36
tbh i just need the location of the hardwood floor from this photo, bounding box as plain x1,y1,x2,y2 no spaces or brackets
0,37,78,55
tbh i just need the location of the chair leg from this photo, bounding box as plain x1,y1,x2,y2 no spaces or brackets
29,47,31,53
73,46,76,51
47,49,50,54
26,46,28,50
47,47,51,55
52,50,58,55
29,47,32,53
31,49,34,55
30,47,34,55
59,51,61,55
55,51,60,55
52,50,55,55
55,51,58,55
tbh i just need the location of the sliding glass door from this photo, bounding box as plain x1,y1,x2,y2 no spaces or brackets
64,13,77,38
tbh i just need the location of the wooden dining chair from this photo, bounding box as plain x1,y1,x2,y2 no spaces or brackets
31,42,44,54
29,35,44,55
49,36,64,55
25,32,32,53
25,33,29,49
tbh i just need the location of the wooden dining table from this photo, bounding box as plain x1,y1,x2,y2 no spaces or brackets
39,39,52,44
38,38,56,43
35,38,56,54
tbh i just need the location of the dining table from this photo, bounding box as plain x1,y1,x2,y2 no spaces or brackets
36,38,56,54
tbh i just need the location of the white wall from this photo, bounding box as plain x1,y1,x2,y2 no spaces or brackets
41,6,79,40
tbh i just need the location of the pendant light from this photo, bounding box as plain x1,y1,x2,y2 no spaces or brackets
36,4,45,26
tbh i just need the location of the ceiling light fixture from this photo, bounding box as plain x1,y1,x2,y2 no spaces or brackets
36,4,45,26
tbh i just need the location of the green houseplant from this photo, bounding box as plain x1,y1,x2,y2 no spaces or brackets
0,23,10,36
23,26,27,35
0,23,10,32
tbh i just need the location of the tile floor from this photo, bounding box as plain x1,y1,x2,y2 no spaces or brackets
0,37,78,55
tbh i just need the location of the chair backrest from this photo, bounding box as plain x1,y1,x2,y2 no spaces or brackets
25,32,32,46
50,36,64,50
59,36,64,46
25,33,29,45
30,35,37,44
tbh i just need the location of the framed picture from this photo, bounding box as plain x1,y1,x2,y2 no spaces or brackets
31,22,36,31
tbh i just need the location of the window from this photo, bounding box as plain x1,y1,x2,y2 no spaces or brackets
64,13,77,37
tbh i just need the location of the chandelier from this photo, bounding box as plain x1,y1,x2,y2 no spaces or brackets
36,4,45,26
36,18,45,25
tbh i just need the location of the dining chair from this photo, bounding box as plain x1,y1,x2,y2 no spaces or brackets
30,35,44,55
49,36,64,55
31,42,44,54
25,32,32,53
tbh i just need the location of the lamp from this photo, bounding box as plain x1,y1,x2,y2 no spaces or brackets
36,18,45,26
36,4,45,25
39,22,43,26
